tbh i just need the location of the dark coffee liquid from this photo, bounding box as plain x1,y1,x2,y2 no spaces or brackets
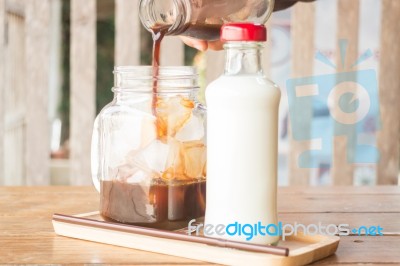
151,26,168,117
100,179,206,226
179,23,221,41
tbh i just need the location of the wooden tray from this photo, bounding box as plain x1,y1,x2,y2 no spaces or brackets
52,212,339,266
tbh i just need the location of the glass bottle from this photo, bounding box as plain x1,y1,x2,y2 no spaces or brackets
91,66,207,228
205,23,281,244
139,0,274,40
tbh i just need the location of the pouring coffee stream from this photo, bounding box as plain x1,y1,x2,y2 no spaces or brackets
150,26,166,119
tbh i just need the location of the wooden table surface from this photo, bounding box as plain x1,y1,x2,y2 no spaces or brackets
0,186,399,265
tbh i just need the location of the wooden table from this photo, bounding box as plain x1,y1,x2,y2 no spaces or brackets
1,186,399,265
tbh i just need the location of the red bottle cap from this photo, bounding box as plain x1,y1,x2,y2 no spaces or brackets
220,23,267,42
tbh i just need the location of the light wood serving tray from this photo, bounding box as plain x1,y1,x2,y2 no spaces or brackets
52,212,339,266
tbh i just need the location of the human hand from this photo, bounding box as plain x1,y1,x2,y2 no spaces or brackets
180,0,316,51
274,0,315,11
180,36,224,52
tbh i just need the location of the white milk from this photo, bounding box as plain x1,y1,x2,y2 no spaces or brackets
205,75,281,245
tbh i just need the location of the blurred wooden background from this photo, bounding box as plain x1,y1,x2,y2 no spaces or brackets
0,0,399,186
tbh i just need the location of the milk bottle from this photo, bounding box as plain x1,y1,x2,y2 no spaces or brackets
205,23,281,245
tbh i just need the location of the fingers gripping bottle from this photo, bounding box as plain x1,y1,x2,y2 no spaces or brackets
205,23,280,245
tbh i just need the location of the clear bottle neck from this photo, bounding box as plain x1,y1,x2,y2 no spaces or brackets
139,0,189,36
224,42,264,76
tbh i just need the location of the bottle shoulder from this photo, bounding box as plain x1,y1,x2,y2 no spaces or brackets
208,74,278,87
206,75,280,97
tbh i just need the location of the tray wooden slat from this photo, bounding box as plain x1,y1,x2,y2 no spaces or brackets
52,212,339,266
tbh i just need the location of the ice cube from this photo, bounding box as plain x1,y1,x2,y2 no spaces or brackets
139,115,157,148
163,139,206,180
163,139,185,180
133,140,170,174
155,96,194,139
182,140,206,179
109,148,155,183
111,163,137,180
126,170,152,187
126,170,146,183
175,114,205,142
108,111,156,168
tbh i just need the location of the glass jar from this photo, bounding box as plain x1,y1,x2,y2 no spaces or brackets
139,0,274,40
91,66,207,227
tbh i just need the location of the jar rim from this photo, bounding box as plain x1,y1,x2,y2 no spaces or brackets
114,66,198,79
113,66,199,92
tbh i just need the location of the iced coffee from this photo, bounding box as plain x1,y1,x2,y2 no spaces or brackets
93,2,208,227
99,95,206,226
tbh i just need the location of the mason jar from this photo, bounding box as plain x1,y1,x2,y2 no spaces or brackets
91,66,206,227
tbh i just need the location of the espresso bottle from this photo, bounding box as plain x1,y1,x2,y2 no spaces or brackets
139,0,274,40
